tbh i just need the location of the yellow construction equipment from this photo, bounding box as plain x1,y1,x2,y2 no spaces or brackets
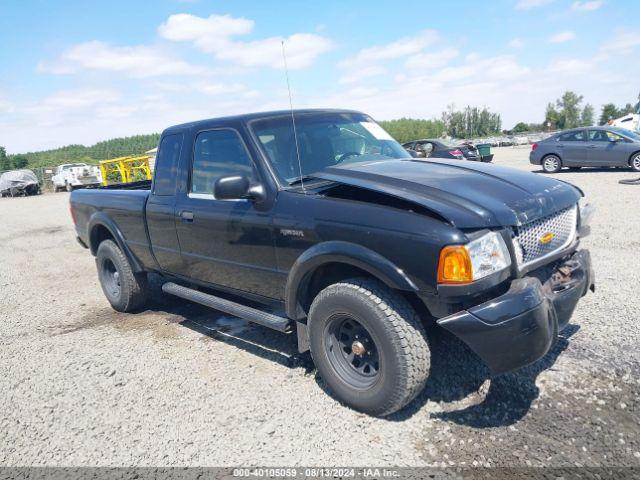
99,155,152,186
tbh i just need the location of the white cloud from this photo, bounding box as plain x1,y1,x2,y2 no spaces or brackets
39,41,210,77
509,38,525,49
158,13,253,48
339,66,387,85
601,29,640,52
341,30,439,66
158,13,332,69
515,0,554,10
572,0,603,11
0,98,14,114
405,48,459,70
548,58,596,74
218,33,333,69
549,31,576,43
35,88,121,110
197,82,247,96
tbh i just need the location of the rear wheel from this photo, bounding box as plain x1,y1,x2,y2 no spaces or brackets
96,240,148,312
630,153,640,172
542,155,562,173
308,278,430,416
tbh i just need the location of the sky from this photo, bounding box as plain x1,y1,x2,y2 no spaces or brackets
1,0,639,153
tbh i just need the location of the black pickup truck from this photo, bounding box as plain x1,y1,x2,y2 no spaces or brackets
71,109,595,416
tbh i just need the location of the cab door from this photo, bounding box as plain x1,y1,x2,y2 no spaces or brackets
174,127,281,299
587,129,628,167
146,133,184,273
557,130,587,166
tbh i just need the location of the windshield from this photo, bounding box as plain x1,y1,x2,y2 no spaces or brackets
251,112,410,185
612,127,640,141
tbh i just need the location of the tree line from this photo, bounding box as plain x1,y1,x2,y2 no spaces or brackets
3,92,638,172
379,105,502,143
2,133,160,171
511,91,639,133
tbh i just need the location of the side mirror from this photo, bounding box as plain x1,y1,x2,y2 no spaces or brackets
408,149,418,158
214,175,265,201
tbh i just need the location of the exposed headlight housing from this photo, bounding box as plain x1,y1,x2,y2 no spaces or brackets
437,231,511,284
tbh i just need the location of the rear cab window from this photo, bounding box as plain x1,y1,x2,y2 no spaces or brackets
153,133,183,196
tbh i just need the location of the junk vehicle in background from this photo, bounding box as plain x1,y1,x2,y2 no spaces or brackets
70,109,595,416
0,169,40,197
52,163,102,192
402,139,492,162
530,126,640,173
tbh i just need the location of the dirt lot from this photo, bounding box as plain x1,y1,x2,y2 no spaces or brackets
1,147,639,467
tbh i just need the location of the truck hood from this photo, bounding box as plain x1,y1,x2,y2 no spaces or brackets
317,158,581,228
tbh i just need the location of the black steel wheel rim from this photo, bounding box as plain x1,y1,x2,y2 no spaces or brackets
102,258,121,299
325,315,381,389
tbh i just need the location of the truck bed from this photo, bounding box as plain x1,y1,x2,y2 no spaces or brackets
71,187,153,270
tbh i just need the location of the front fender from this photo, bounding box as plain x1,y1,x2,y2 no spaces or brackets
88,212,143,272
285,241,419,319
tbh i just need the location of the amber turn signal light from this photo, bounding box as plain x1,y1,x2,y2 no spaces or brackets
437,245,473,284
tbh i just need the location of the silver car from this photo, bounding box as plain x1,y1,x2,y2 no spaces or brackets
530,126,640,173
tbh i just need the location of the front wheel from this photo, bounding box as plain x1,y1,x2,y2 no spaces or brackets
308,278,430,416
630,153,640,172
96,240,149,312
542,155,562,173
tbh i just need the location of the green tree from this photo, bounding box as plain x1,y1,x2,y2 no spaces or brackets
512,122,529,133
7,133,160,169
441,105,501,138
581,104,594,126
544,102,560,130
599,103,618,125
556,91,583,129
11,154,28,169
378,118,446,143
0,146,10,171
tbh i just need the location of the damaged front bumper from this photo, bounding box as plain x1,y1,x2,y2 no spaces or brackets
437,249,595,375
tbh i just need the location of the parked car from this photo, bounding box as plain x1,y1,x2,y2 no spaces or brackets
402,139,481,161
530,126,640,173
52,163,102,192
0,169,40,197
71,109,595,416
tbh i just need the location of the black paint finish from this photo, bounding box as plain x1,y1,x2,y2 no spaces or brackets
70,109,593,375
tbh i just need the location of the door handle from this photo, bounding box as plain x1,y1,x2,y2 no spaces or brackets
179,210,194,222
587,144,597,148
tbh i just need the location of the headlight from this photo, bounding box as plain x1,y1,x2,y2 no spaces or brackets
437,231,511,284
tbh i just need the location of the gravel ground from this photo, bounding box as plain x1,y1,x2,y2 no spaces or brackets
1,147,639,467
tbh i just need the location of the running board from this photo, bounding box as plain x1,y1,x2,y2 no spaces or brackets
162,282,292,333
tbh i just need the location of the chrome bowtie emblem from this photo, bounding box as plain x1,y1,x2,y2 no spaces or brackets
539,232,555,245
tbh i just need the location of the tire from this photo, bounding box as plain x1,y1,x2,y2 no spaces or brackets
630,153,640,172
96,240,148,312
542,155,562,173
308,278,430,416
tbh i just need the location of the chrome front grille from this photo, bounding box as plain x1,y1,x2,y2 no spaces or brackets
512,204,578,268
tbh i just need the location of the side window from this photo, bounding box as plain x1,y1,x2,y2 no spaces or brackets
191,129,256,195
559,131,585,142
153,133,183,196
588,130,610,142
605,131,624,142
